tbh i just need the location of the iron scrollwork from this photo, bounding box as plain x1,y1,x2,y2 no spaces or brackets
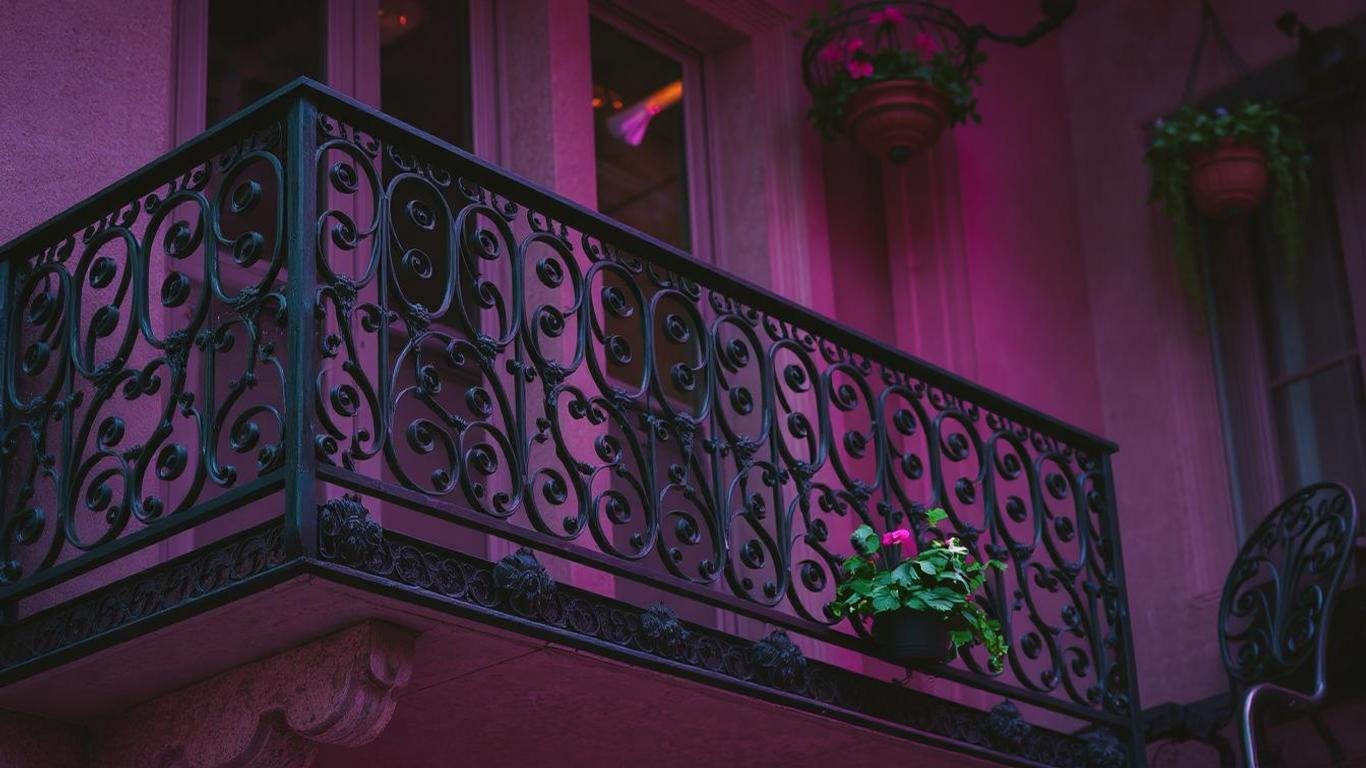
310,108,1137,723
0,83,1140,763
1,122,290,587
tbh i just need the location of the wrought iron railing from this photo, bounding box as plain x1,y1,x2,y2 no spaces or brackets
0,79,1142,763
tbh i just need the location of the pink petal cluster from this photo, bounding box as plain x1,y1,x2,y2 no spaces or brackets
819,37,866,66
881,528,912,546
846,59,874,79
817,40,844,63
868,6,905,26
912,31,941,58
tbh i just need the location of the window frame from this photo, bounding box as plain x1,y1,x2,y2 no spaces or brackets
588,3,716,264
1204,101,1366,541
173,0,495,152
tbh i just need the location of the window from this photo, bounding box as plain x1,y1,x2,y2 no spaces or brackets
589,17,692,250
191,0,472,148
588,14,708,407
379,0,473,149
1254,147,1366,509
205,0,324,127
1209,105,1366,539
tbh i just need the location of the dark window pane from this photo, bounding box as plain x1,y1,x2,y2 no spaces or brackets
206,0,323,126
590,18,690,250
1271,361,1366,505
1254,147,1358,377
1255,141,1366,508
379,0,472,149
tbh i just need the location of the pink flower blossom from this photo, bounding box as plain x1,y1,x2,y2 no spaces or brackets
844,38,865,56
911,31,941,58
817,40,844,64
881,528,912,547
868,6,906,26
846,59,874,79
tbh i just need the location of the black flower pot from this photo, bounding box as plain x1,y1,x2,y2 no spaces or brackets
872,609,953,664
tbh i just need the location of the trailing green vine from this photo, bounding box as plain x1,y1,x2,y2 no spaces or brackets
1145,101,1311,294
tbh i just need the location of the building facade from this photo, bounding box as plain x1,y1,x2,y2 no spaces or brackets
0,1,1363,766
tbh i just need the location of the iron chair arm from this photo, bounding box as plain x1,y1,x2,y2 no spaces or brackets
1239,679,1327,768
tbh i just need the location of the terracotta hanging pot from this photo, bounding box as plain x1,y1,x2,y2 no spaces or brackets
871,608,953,664
1188,139,1269,219
842,80,950,163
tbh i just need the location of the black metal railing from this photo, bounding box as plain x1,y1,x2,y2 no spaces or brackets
0,79,1143,763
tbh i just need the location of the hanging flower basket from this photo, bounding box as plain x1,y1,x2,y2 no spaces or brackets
1145,102,1310,294
1187,138,1269,219
803,4,981,163
801,2,1073,163
842,79,950,162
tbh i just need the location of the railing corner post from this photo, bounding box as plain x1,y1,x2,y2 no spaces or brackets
283,93,319,559
0,257,12,626
1099,452,1148,768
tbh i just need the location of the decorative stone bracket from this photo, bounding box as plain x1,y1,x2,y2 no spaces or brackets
90,621,415,768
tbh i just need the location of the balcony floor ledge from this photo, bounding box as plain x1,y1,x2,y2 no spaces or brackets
0,519,1111,768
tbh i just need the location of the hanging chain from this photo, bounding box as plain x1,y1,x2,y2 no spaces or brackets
1180,0,1252,106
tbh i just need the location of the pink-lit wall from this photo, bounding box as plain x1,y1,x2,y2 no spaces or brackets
0,0,174,241
1057,0,1365,712
820,0,1362,720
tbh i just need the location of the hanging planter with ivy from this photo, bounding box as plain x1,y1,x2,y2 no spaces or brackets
1145,1,1312,293
1146,103,1310,290
801,1,1075,163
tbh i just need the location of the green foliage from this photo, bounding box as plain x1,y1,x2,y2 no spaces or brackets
805,5,984,140
828,508,1009,671
1145,101,1311,295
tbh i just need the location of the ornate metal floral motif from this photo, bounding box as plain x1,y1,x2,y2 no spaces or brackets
985,699,1032,751
493,548,558,617
318,495,389,571
312,512,1118,766
747,631,809,692
638,602,691,659
1220,483,1357,685
1081,728,1127,768
0,522,286,674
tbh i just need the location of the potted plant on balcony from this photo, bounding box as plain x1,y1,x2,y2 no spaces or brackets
805,4,983,162
1145,101,1311,292
829,508,1007,670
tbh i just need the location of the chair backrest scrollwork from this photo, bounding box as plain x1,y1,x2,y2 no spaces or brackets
1219,482,1358,693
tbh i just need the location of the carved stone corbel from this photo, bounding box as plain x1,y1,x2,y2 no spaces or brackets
91,621,415,768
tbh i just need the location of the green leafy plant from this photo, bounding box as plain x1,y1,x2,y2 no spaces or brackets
806,4,984,140
828,508,1008,670
1145,101,1311,293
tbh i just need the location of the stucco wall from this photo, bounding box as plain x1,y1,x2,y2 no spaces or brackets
0,0,176,612
0,0,175,241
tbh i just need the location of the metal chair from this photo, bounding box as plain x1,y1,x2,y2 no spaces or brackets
1146,482,1359,767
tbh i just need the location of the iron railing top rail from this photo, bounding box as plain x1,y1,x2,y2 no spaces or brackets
0,77,1117,455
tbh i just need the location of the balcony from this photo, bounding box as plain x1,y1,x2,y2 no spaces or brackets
0,79,1142,767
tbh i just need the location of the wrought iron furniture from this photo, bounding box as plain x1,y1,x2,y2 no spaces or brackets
1145,482,1359,767
0,78,1144,766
